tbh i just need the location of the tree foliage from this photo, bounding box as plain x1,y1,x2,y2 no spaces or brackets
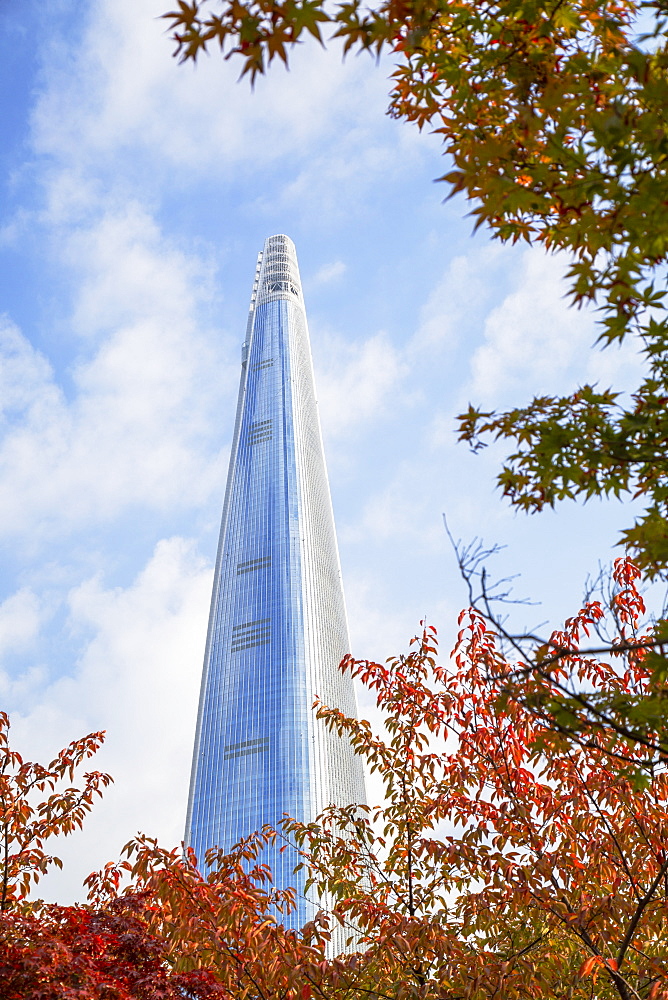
0,712,112,913
0,717,221,997
451,537,668,761
0,896,222,999
3,569,667,997
161,0,668,576
85,830,336,999
88,558,668,999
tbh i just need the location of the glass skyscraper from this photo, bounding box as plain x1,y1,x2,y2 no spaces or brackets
185,235,366,926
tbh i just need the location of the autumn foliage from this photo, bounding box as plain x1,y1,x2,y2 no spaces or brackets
68,557,668,999
0,713,112,913
84,831,336,999
0,897,222,999
0,721,219,996
2,559,668,996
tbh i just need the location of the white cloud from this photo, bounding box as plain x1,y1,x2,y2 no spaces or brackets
31,0,403,183
465,246,645,407
66,205,211,338
18,0,443,246
0,588,42,659
584,335,645,395
0,317,62,425
469,248,597,404
342,466,448,551
272,116,428,222
315,330,406,437
412,245,504,352
310,260,347,286
0,205,228,543
11,536,212,902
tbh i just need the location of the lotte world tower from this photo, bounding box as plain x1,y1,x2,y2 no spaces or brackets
185,235,366,924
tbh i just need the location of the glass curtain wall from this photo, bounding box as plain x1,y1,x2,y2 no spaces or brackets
185,235,366,928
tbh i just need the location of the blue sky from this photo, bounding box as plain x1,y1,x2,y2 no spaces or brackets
0,0,648,901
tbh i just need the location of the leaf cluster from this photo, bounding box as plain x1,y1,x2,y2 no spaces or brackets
0,895,222,999
290,589,668,998
457,318,668,577
453,540,668,759
0,712,112,913
85,830,339,1000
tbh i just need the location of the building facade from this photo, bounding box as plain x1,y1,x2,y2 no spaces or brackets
185,235,366,926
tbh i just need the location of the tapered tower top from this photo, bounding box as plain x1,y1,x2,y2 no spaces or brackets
250,234,303,307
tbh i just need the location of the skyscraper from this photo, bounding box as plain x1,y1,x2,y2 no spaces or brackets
185,235,366,926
